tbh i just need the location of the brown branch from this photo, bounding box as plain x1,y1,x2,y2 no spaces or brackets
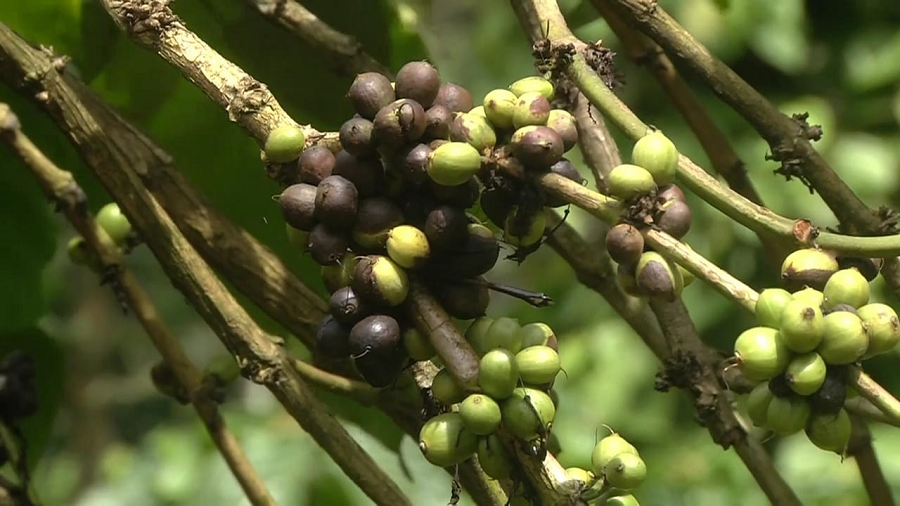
245,0,392,77
847,417,894,506
0,105,278,506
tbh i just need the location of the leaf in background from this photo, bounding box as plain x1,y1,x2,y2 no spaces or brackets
78,0,121,82
746,0,809,76
317,389,406,458
385,3,430,68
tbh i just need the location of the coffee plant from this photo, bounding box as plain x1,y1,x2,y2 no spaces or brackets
0,0,899,505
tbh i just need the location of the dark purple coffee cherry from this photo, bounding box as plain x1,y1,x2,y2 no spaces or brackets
373,99,427,149
298,145,335,185
353,342,407,388
315,315,351,359
395,61,441,109
339,117,377,157
332,151,385,198
605,223,644,267
434,83,474,113
329,286,372,326
425,205,469,253
308,224,350,265
347,72,395,120
433,279,490,320
348,314,401,357
545,159,585,207
510,126,565,168
656,199,692,239
351,197,405,252
424,105,453,140
396,143,432,186
314,175,358,229
279,183,318,231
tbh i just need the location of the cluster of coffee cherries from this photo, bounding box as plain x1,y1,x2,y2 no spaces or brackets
66,202,135,269
736,248,900,454
602,133,695,301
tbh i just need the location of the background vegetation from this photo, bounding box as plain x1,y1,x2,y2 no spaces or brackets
1,0,899,504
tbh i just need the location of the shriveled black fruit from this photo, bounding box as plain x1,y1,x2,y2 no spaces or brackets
767,374,794,398
329,286,372,326
450,113,497,152
635,251,683,301
544,159,585,207
333,151,385,198
354,343,406,388
308,224,350,265
657,184,686,203
434,83,474,113
837,256,882,282
510,126,565,168
315,315,351,359
809,368,847,415
479,182,518,227
351,197,405,251
394,61,440,108
348,314,401,357
433,279,490,320
339,117,376,156
437,223,500,278
400,195,436,230
373,99,427,148
781,248,839,291
347,72,395,119
352,255,410,307
425,205,469,253
431,176,480,208
504,206,545,247
656,199,692,238
279,183,318,231
392,143,431,186
298,145,335,185
424,105,452,140
314,175,358,229
605,223,644,267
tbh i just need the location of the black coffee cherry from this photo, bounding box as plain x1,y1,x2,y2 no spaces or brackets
298,145,335,185
279,183,318,231
373,99,427,149
395,61,441,108
329,286,372,326
544,159,584,207
656,199,692,239
809,370,847,415
510,126,565,168
431,176,480,208
396,143,432,186
437,223,500,278
347,72,396,120
308,223,350,265
767,374,794,398
605,223,644,267
424,105,452,140
836,256,882,282
339,117,377,157
351,197,405,251
314,175,358,229
349,314,401,358
425,205,469,253
353,342,406,388
657,184,686,203
479,182,518,227
332,151,385,198
315,315,351,359
433,279,490,320
400,195,436,230
434,83,474,113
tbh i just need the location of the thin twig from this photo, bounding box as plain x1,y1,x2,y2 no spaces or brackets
847,417,894,506
845,397,900,429
291,359,379,404
849,367,900,427
572,92,621,192
0,104,277,506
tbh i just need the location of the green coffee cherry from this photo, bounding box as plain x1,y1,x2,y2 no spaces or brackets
432,367,465,405
449,113,497,151
734,327,790,381
427,142,483,186
515,346,560,385
781,248,839,290
476,434,512,479
484,317,523,353
608,164,656,200
509,76,554,99
766,395,811,435
792,287,825,307
631,130,678,186
545,109,578,152
403,327,435,361
503,207,545,247
607,495,640,506
500,387,555,439
352,255,409,307
785,352,827,396
465,316,495,356
469,105,487,118
512,92,551,129
386,225,430,269
779,300,825,353
746,382,775,428
823,268,869,310
478,349,519,400
95,202,132,246
67,236,93,267
603,452,647,490
264,124,306,163
590,432,638,475
805,409,851,455
818,312,869,365
482,89,518,129
857,303,900,357
459,394,502,435
755,288,794,328
635,251,683,301
510,125,565,168
564,467,594,484
418,413,478,467
520,322,557,349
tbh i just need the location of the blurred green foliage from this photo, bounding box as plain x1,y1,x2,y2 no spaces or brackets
1,0,900,504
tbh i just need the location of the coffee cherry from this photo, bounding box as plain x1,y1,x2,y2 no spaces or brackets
857,303,900,357
510,125,565,168
314,175,359,229
298,145,335,185
545,159,585,207
479,349,519,400
608,164,656,200
781,248,839,291
606,223,644,267
479,181,518,227
459,394,502,435
438,223,500,278
351,197,405,251
509,76,554,99
373,99,427,148
564,467,594,485
424,205,469,253
347,72,395,119
386,225,430,269
279,183,318,231
827,304,858,315
395,61,440,108
734,327,790,381
477,434,511,479
432,367,465,405
308,224,350,265
67,236,92,267
785,352,827,396
607,495,640,506
512,92,551,129
352,255,409,307
635,251,683,301
768,374,794,398
427,142,482,186
809,368,847,415
501,387,555,439
466,317,494,356
435,83,474,113
450,113,497,152
837,256,882,282
755,288,794,328
590,432,638,475
332,151,386,198
483,89,518,129
321,253,357,293
348,314,400,358
431,177,480,208
617,264,643,297
418,412,478,467
746,382,775,428
95,203,131,245
766,395,811,435
484,317,523,352
520,323,557,350
503,207,545,247
656,199,692,238
603,452,647,490
338,118,375,158
329,286,372,327
792,287,825,307
515,346,560,385
353,343,406,387
818,311,868,365
423,105,452,140
805,409,851,455
657,184,686,203
545,109,578,152
632,130,678,186
780,300,825,353
264,124,306,163
823,268,869,310
315,315,351,359
403,327,435,361
433,279,490,320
